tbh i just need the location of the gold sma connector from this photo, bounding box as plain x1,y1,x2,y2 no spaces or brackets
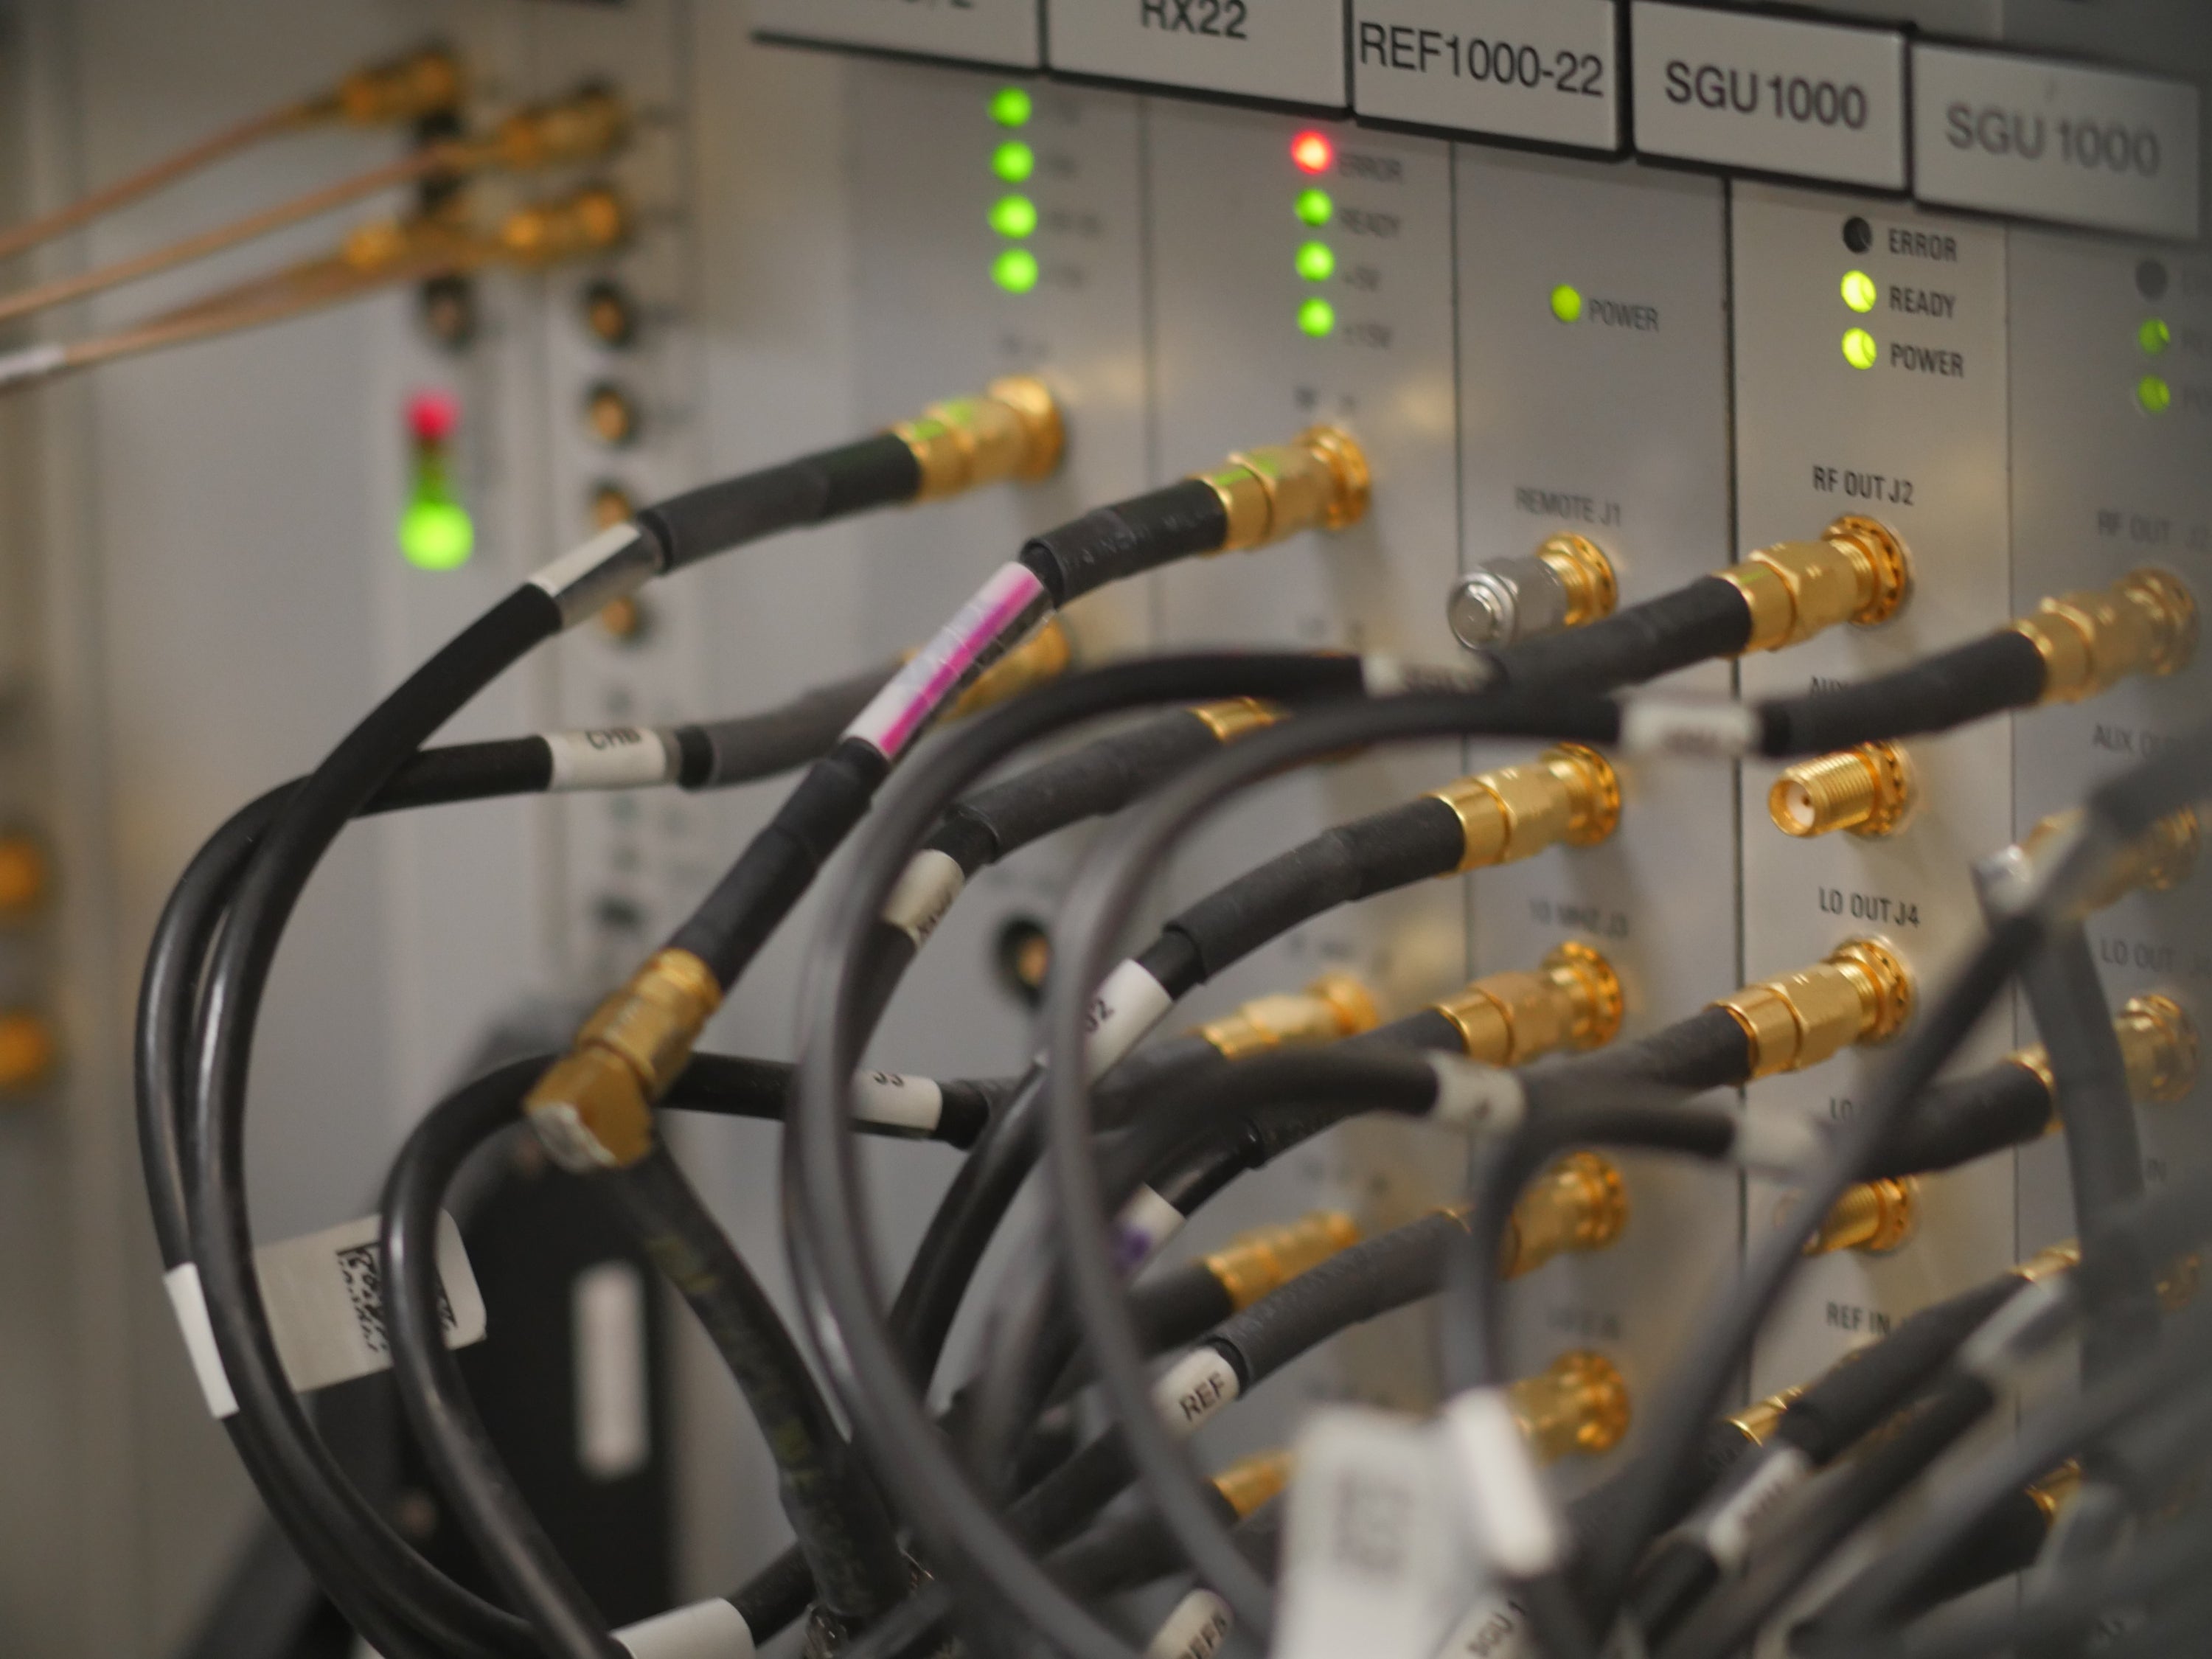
1500,1152,1629,1280
1190,698,1281,744
1726,1385,1806,1449
487,85,630,172
1197,973,1381,1062
1509,1352,1632,1463
524,947,723,1171
332,46,468,127
1197,427,1372,552
1429,745,1622,873
498,186,630,268
1212,1450,1294,1519
2020,805,2199,915
1721,515,1912,654
1438,941,1624,1067
2011,568,2198,703
1801,1177,1920,1256
1770,742,1915,840
895,375,1065,501
1203,1212,1363,1312
1717,937,1916,1079
2115,993,2199,1104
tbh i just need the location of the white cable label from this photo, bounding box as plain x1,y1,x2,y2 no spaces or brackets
0,341,67,389
852,1071,945,1135
1697,1446,1812,1572
1622,697,1757,759
575,1262,651,1480
1445,1388,1568,1579
1958,1276,2072,1385
546,727,679,792
164,1212,486,1420
1276,1405,1475,1659
1733,1110,1827,1178
880,849,968,946
614,1599,757,1659
1082,959,1178,1080
529,523,656,624
1147,1590,1233,1659
1427,1057,1528,1138
1113,1184,1187,1274
846,563,1052,760
1153,1346,1242,1438
1439,1589,1535,1658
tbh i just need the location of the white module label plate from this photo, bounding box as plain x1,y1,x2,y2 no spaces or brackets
1914,45,2203,241
1046,0,1348,108
1351,0,1621,153
750,0,1043,69
1629,3,1908,189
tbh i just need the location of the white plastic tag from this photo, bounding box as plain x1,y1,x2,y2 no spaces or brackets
1112,1183,1187,1273
1699,1447,1812,1572
1630,3,1909,189
1352,0,1623,154
615,1599,757,1659
751,0,1041,69
1914,44,2201,240
1276,1405,1472,1659
1153,1346,1242,1437
164,1212,485,1419
880,849,968,947
852,1071,945,1135
546,727,678,791
1147,1589,1234,1659
1046,0,1349,110
1081,959,1177,1080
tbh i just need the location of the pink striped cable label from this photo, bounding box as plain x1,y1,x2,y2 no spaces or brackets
846,563,1053,759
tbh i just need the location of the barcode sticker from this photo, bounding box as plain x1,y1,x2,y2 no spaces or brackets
1275,1405,1474,1659
165,1212,485,1419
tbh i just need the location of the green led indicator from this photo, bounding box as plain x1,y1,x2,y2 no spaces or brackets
990,195,1040,240
1843,328,1880,370
1841,271,1879,313
992,141,1036,184
992,247,1040,295
1295,187,1335,227
1298,297,1337,338
2139,375,2174,414
1550,284,1583,324
1295,241,1336,282
2140,317,2173,356
990,87,1033,128
400,497,474,571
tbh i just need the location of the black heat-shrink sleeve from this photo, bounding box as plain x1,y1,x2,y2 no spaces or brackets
1526,1005,1754,1101
1018,479,1231,606
1208,1210,1467,1385
928,706,1234,874
666,737,890,987
1621,1270,2033,1646
1041,1484,1243,1601
1854,1060,2055,1180
1755,629,2049,758
1790,1484,2052,1650
1349,1006,1471,1057
1480,577,1753,698
1135,794,1471,998
636,434,922,573
682,661,900,789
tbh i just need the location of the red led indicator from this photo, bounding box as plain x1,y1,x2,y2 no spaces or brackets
1291,131,1335,175
408,389,460,445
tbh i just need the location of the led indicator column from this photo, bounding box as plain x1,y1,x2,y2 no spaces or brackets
1291,131,1338,340
989,86,1041,296
400,391,474,571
